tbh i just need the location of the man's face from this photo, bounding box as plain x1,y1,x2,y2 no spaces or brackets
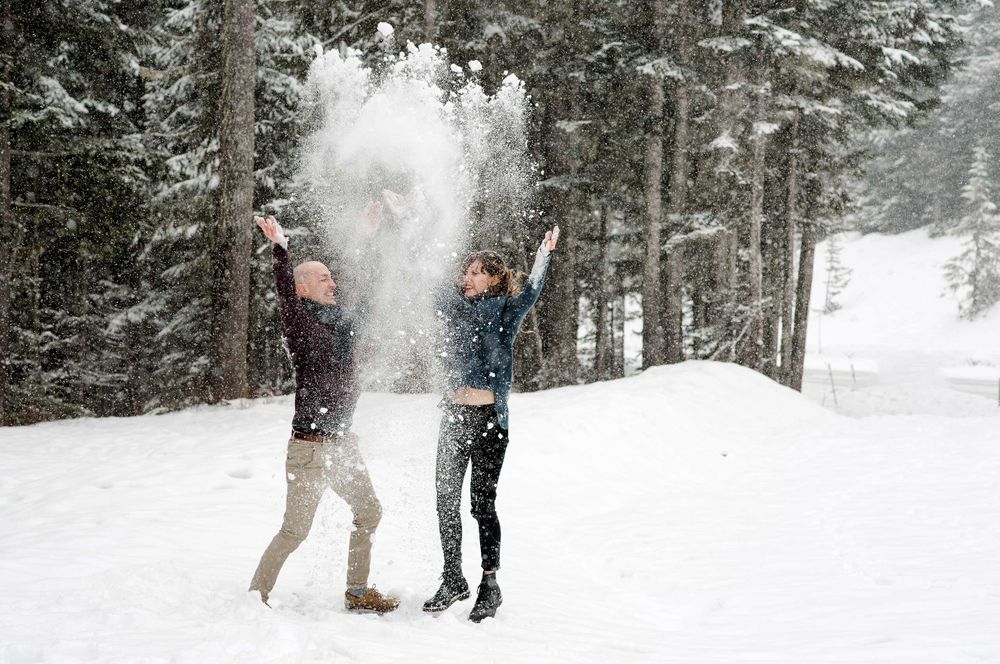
295,262,337,305
462,260,497,297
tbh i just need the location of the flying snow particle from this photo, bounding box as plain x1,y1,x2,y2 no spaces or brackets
377,22,394,38
450,64,463,74
468,60,483,72
319,407,328,414
287,473,297,481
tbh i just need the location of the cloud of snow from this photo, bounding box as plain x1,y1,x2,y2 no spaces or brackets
297,38,531,391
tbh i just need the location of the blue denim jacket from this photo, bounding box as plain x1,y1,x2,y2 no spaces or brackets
436,246,552,429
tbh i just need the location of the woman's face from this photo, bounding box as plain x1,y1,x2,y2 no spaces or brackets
462,260,498,297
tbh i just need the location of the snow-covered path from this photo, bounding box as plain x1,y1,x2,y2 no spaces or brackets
3,363,1000,663
802,230,1000,418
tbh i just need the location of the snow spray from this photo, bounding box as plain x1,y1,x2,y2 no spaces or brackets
297,25,532,391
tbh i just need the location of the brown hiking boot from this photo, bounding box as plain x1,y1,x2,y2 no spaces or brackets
344,586,399,614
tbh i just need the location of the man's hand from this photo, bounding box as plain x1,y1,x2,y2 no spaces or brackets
543,225,560,253
256,215,287,247
361,200,384,238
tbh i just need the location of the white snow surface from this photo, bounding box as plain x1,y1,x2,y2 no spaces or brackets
810,229,1000,357
4,361,1000,662
805,228,1000,416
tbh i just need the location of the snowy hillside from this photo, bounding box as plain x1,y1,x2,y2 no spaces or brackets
3,362,1000,663
805,228,1000,415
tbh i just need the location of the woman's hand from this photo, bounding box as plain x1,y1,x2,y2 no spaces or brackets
543,225,560,253
381,189,410,217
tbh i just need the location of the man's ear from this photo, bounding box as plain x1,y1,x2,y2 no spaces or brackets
295,282,309,297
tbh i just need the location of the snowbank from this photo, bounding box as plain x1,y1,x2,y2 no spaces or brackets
3,362,1000,662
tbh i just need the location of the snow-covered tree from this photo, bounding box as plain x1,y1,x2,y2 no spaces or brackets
858,5,1000,235
137,0,315,410
944,144,1000,319
822,234,852,314
0,0,153,424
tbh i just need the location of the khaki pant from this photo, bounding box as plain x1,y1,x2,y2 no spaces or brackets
249,433,382,597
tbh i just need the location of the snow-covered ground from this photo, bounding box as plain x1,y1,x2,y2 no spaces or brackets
805,228,1000,416
3,227,1000,663
3,361,1000,663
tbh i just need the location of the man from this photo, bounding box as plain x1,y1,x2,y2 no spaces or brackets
249,211,398,614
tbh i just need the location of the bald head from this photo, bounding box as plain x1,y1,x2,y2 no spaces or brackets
294,261,337,305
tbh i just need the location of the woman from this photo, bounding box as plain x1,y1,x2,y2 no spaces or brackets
423,226,560,622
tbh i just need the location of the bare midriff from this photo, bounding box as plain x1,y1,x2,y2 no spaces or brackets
450,386,496,405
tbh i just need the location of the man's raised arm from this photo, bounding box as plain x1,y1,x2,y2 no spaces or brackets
255,215,299,326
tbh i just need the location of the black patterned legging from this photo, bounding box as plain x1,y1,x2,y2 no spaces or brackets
435,402,509,581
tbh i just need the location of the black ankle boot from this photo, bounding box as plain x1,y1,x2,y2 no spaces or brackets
422,575,470,613
468,573,502,622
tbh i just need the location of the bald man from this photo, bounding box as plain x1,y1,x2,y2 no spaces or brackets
249,212,398,614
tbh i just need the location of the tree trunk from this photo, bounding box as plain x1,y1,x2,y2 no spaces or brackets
612,293,625,378
424,0,436,42
761,217,781,377
710,228,737,361
531,7,582,389
789,219,817,391
0,0,13,425
738,92,767,369
209,0,255,402
779,113,800,385
641,0,667,369
668,85,690,217
661,85,690,363
537,205,579,387
662,249,684,363
715,0,747,180
594,204,613,380
667,0,691,217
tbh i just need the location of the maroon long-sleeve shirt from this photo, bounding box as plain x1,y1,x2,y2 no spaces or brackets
273,244,361,435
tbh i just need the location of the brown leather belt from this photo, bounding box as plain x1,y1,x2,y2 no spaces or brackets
292,430,341,443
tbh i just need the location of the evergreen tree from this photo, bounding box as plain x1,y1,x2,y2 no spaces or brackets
944,144,1000,318
137,0,314,410
822,234,852,314
858,5,1000,234
0,0,153,424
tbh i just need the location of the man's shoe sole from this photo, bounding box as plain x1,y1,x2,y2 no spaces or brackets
422,589,471,613
344,603,398,615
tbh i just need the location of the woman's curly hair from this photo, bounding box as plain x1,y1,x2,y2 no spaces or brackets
462,250,526,297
